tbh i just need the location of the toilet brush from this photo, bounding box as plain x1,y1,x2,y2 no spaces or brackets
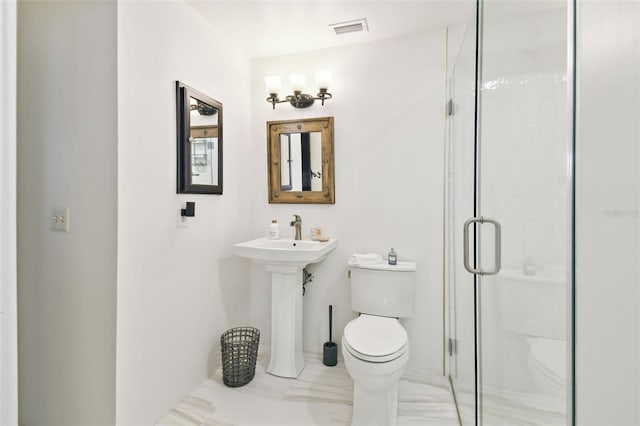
323,305,338,366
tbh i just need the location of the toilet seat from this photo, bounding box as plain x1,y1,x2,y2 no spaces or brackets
343,314,408,363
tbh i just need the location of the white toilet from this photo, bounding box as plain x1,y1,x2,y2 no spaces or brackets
342,259,416,426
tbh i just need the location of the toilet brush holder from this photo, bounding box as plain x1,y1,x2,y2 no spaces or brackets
323,305,338,366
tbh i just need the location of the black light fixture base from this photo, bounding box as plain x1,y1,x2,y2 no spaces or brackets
288,93,315,108
267,91,332,109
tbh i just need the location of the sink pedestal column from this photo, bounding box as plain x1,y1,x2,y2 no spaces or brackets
265,264,305,378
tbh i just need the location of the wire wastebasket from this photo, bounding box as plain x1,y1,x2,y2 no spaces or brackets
221,327,260,387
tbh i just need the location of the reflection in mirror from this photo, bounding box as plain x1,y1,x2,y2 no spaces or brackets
176,81,223,194
267,117,334,204
280,134,292,190
189,97,219,186
279,132,322,192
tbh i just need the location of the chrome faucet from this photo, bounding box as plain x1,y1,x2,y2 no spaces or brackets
290,215,302,240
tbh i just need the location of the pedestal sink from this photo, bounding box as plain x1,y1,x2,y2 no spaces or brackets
234,237,338,378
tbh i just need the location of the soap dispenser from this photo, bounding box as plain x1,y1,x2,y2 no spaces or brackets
388,248,397,265
523,255,536,275
269,219,280,239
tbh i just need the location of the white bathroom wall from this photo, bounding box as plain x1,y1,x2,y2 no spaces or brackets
575,1,640,424
249,29,447,373
116,1,252,424
17,1,118,424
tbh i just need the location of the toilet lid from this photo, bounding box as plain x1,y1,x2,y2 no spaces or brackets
343,315,408,360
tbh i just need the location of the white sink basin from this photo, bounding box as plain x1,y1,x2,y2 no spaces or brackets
267,239,321,249
234,237,338,266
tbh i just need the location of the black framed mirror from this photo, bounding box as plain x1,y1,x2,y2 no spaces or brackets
176,81,223,194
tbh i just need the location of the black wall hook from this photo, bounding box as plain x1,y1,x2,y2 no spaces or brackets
181,201,195,217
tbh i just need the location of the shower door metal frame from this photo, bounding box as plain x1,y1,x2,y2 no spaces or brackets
472,1,483,421
568,0,577,423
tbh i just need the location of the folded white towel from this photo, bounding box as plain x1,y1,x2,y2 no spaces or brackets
348,253,383,266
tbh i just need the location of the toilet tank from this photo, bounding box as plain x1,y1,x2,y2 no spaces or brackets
349,261,416,318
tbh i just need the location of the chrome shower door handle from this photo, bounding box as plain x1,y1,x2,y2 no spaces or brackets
481,217,502,275
463,217,481,274
463,216,502,276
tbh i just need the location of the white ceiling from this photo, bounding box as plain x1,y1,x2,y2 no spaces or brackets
186,1,474,58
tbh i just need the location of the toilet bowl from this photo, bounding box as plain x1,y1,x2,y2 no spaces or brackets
343,259,416,426
342,314,410,426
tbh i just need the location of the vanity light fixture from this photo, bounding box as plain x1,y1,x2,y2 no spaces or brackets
265,71,333,109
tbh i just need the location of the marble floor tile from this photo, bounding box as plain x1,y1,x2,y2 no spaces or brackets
158,351,460,426
454,382,566,425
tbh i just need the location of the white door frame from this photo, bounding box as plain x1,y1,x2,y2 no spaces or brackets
0,0,18,424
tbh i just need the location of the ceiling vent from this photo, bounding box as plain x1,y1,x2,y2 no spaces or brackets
329,18,369,35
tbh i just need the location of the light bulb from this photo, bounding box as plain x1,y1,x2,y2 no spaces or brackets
315,70,331,90
265,75,282,95
289,74,306,92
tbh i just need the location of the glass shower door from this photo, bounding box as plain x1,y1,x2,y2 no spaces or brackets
475,1,571,424
446,12,478,424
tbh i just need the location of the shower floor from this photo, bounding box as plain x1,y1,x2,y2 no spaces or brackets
454,384,566,426
158,351,460,426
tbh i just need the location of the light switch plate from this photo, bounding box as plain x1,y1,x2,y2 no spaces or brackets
51,207,70,232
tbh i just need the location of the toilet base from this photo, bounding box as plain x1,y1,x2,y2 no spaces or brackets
342,338,410,426
352,382,399,426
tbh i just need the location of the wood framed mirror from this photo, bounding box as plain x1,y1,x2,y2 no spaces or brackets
176,81,223,194
267,117,334,204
